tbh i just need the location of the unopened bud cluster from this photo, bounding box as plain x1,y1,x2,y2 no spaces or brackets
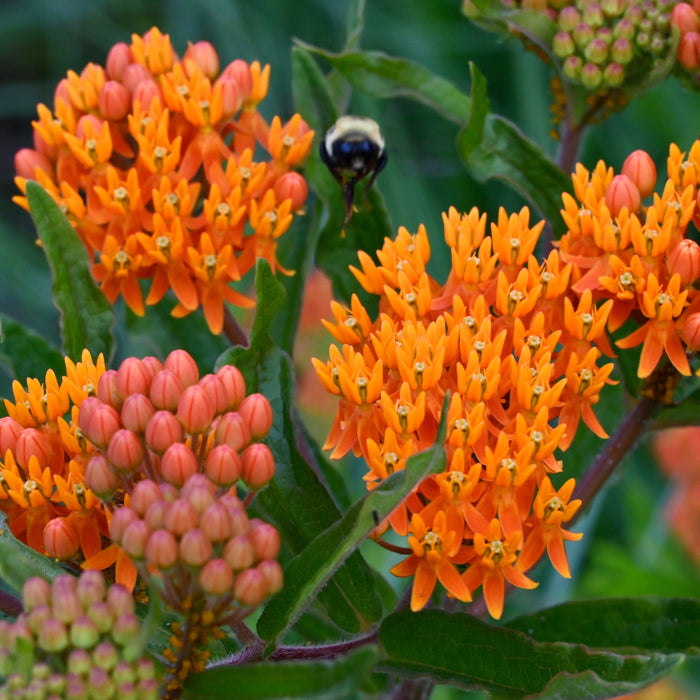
0,571,158,699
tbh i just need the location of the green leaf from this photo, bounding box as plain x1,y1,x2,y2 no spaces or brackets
0,315,64,385
379,609,683,699
457,64,571,235
26,181,115,364
296,44,471,125
509,597,700,655
257,402,449,649
184,646,379,699
0,512,65,593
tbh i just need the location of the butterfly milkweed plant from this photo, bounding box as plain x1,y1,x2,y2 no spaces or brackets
0,5,699,699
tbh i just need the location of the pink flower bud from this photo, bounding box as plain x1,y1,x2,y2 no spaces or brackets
200,503,233,542
22,577,51,611
205,444,242,487
179,528,214,566
52,588,83,624
97,369,122,409
184,41,220,79
681,311,700,350
70,615,100,649
621,150,657,198
105,42,133,81
80,401,121,449
233,567,268,607
249,522,281,560
215,411,251,451
216,365,247,410
241,443,275,489
15,427,53,469
122,63,152,93
93,640,119,670
605,174,641,216
111,613,140,646
144,498,169,530
106,585,134,617
671,2,700,35
37,618,68,653
163,498,200,537
238,393,273,440
678,31,700,68
132,79,162,110
580,62,602,89
149,369,184,411
668,239,700,285
44,517,80,560
76,570,106,607
164,349,199,387
0,416,23,456
216,74,242,117
14,148,53,180
75,114,105,140
121,519,151,559
198,373,229,415
224,534,256,571
221,59,253,100
27,603,51,634
130,479,163,516
121,393,155,433
559,6,581,31
257,560,283,595
117,357,151,399
177,384,215,434
145,410,183,453
160,443,198,486
145,529,178,569
107,429,144,473
99,80,131,120
108,506,139,544
183,480,217,515
85,454,119,498
87,601,113,634
142,355,164,379
199,558,234,595
274,172,308,211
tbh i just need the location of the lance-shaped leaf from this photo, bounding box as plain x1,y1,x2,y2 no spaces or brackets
458,63,571,235
26,181,115,364
379,608,683,699
184,647,379,699
509,597,700,655
257,400,449,649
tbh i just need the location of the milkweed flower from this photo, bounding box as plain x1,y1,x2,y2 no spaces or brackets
14,27,314,334
313,205,613,617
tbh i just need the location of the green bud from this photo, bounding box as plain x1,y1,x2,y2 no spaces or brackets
563,54,583,80
625,4,644,24
553,31,576,57
603,61,626,86
601,0,625,17
37,618,68,653
613,18,636,40
583,2,605,26
69,615,100,650
581,62,603,88
611,37,634,62
585,37,610,63
574,21,595,46
559,6,581,31
650,32,667,54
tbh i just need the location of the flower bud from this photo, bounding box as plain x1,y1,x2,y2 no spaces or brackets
274,172,308,210
160,443,198,486
93,640,119,671
122,63,152,93
177,384,215,434
164,349,199,387
580,62,602,89
179,528,214,567
67,647,92,676
681,311,700,350
117,358,151,399
145,529,178,569
215,411,251,451
238,393,273,440
106,585,134,618
53,589,84,625
198,373,229,415
107,429,144,473
105,42,133,81
224,534,256,571
563,55,583,80
249,522,281,560
70,614,100,649
22,577,51,611
99,80,131,120
121,519,151,559
217,73,242,117
574,21,595,46
678,31,700,68
145,410,183,453
15,428,53,469
601,0,625,17
241,443,275,489
205,443,242,487
610,37,634,63
14,148,53,180
584,37,609,63
87,601,113,634
614,17,636,39
621,150,657,198
671,2,700,34
121,393,155,433
43,517,80,560
130,479,163,516
603,62,625,86
199,558,234,595
257,560,283,595
141,356,164,380
605,174,641,215
37,617,68,653
221,59,253,100
80,401,121,449
76,570,106,607
185,41,220,78
216,365,247,410
144,498,169,530
97,369,122,409
199,502,233,542
163,498,200,537
27,603,51,634
149,369,184,411
668,239,700,284
559,6,581,31
111,613,140,646
582,2,604,26
109,506,139,544
85,454,119,498
0,416,22,456
233,567,268,607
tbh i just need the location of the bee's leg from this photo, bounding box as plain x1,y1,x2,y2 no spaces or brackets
343,181,357,222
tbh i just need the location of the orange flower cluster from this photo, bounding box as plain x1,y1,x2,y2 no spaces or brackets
0,350,108,566
313,206,616,618
14,27,314,333
557,143,700,378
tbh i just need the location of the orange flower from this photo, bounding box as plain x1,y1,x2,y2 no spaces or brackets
390,511,472,611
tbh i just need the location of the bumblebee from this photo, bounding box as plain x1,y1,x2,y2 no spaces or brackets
320,115,387,222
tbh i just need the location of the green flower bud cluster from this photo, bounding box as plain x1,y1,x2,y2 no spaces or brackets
0,571,159,699
551,0,676,89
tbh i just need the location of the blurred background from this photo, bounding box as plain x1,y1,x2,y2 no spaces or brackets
0,2,698,698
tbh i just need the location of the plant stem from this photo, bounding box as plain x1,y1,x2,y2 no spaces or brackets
0,588,22,617
222,307,249,347
269,630,379,660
